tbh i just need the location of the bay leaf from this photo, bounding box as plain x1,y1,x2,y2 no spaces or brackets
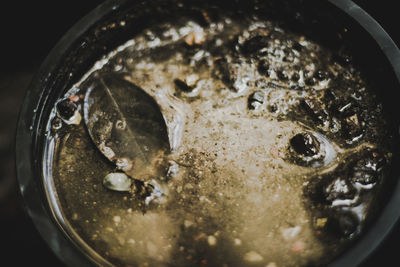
83,73,170,181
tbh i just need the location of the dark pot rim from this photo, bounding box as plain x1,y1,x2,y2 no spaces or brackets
15,0,400,266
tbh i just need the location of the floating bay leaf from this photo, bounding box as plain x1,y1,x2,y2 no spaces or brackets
83,73,170,181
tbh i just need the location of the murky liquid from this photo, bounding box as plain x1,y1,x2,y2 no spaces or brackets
45,9,394,267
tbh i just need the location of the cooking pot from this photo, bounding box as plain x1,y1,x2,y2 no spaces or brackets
16,0,400,266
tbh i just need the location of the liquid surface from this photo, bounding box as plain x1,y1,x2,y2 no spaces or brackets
45,8,394,267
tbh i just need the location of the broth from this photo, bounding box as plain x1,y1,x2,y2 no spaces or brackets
44,6,394,267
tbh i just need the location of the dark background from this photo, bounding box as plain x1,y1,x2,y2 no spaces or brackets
0,1,398,266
